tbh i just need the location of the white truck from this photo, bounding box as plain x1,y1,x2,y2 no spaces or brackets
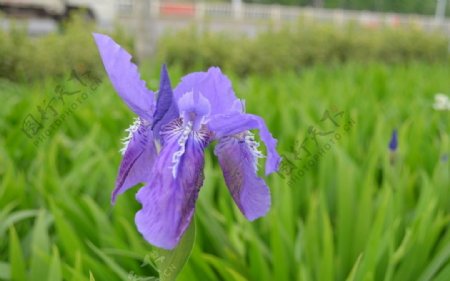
0,0,120,25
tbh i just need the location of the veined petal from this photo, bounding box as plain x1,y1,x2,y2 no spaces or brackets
215,133,270,221
93,33,154,121
135,121,210,249
174,67,242,115
208,113,281,175
152,65,179,143
113,119,157,203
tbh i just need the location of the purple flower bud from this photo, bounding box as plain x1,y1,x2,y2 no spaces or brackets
389,129,398,152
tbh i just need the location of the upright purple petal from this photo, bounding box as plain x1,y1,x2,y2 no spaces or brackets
135,120,210,249
112,120,157,203
152,65,179,143
93,33,154,121
177,91,211,131
215,133,271,220
208,113,281,175
174,67,242,115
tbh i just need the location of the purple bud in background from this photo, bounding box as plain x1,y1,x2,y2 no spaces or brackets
389,129,398,152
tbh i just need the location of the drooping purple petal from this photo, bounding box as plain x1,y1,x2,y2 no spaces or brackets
208,113,281,175
135,120,209,249
93,33,154,121
112,120,157,203
215,133,271,220
173,67,243,116
152,64,179,143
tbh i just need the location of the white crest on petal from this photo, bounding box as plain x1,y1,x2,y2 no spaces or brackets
120,118,142,155
171,121,193,178
160,117,211,179
217,131,264,172
244,132,265,171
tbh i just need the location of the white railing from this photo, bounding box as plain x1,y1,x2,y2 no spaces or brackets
120,1,450,59
117,1,450,33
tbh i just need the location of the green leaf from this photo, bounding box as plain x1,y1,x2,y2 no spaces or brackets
86,241,129,280
48,246,62,281
0,262,10,279
418,242,450,281
203,254,248,281
345,254,363,281
9,226,27,281
50,201,83,263
0,210,39,238
89,271,96,281
432,263,450,281
29,210,51,281
157,218,196,281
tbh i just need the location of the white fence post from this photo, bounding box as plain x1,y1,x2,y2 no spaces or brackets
150,0,160,18
196,2,205,21
270,5,281,24
232,0,243,20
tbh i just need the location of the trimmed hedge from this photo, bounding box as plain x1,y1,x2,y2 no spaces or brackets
0,16,448,81
0,15,133,82
156,20,449,76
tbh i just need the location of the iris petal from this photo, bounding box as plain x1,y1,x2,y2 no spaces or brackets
113,121,157,203
174,67,242,115
135,122,208,249
215,133,271,220
152,65,179,143
93,33,154,121
208,113,281,175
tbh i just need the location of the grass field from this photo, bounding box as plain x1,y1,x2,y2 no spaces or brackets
0,62,449,281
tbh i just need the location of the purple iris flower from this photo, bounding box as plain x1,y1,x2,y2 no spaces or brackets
389,129,398,152
94,34,281,249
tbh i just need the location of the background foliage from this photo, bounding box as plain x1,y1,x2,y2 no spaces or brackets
157,21,449,76
0,16,448,81
0,16,133,82
245,0,449,16
0,15,449,281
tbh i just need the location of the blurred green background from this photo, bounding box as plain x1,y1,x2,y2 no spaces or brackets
0,5,449,281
